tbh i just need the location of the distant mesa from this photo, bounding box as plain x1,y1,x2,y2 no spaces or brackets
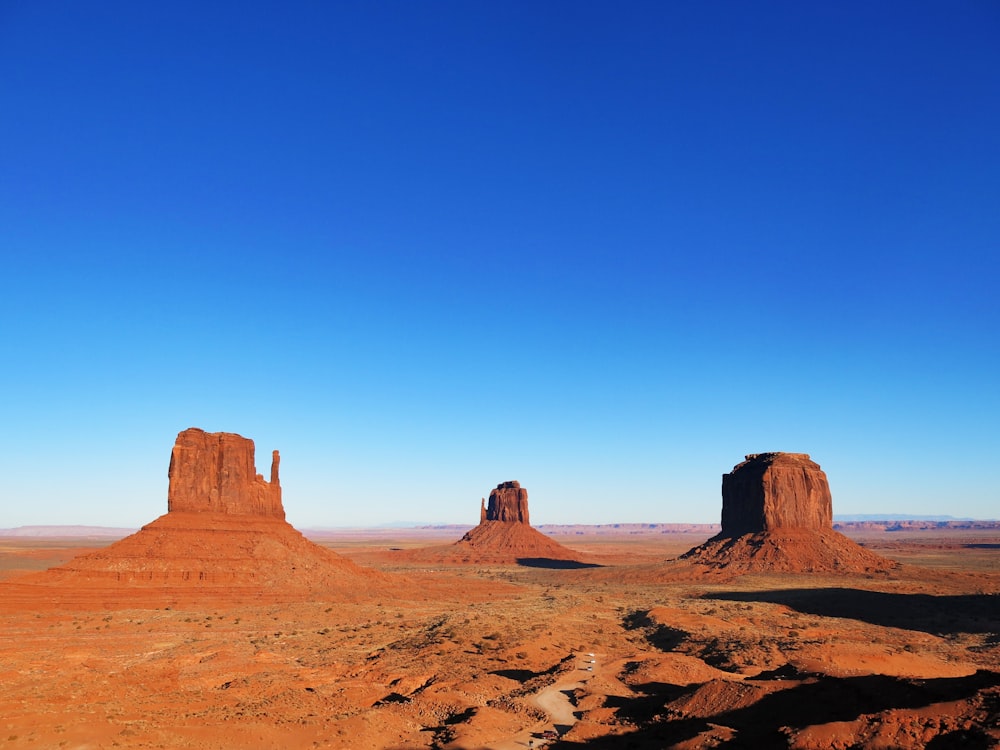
20,427,385,596
681,453,896,574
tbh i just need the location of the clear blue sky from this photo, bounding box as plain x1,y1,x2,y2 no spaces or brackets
2,2,997,528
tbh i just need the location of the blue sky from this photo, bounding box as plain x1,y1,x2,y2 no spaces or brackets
2,2,997,528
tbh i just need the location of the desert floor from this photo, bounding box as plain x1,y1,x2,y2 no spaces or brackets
1,527,998,749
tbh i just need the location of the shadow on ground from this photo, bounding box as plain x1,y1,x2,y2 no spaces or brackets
553,670,1000,749
517,558,603,569
704,588,1000,635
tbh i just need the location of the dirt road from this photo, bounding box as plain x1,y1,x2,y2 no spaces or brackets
485,652,599,750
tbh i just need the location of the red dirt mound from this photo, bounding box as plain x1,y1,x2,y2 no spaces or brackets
680,527,897,575
453,519,585,563
401,520,589,565
23,511,385,591
675,453,898,575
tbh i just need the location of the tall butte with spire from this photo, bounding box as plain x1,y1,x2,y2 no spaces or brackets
681,452,894,574
166,429,285,518
25,428,385,598
447,481,587,565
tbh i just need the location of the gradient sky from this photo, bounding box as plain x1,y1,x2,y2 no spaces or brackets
2,2,998,528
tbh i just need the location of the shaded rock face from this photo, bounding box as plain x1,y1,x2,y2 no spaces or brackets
720,452,832,537
679,452,894,575
483,481,529,524
166,428,284,519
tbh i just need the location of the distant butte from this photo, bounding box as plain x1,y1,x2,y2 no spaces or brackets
23,428,386,596
480,480,530,524
451,481,588,566
681,453,895,574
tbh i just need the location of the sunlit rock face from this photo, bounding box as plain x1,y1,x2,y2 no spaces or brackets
720,452,832,537
29,427,387,591
166,428,284,519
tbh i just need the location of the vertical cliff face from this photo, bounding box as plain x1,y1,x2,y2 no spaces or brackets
166,428,284,519
484,481,530,524
681,452,893,574
720,452,832,537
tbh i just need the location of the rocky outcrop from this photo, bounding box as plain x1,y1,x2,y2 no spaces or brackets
483,481,530,524
453,481,585,564
681,453,895,575
721,453,832,537
167,428,283,519
24,428,388,596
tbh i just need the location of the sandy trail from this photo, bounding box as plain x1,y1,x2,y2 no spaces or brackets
485,652,599,750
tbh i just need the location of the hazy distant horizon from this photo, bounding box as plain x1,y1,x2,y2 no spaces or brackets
4,513,999,539
2,3,997,529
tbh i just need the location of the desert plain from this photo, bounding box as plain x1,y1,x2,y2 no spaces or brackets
1,522,998,750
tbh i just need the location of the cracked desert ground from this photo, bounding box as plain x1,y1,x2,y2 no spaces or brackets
1,527,998,749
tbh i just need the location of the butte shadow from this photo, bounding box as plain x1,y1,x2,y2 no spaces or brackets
704,587,1000,636
6,428,391,605
555,669,1000,749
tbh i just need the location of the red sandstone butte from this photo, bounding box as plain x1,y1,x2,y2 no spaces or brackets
17,428,387,597
480,480,530,524
167,427,284,518
681,452,895,575
452,481,585,564
721,452,832,536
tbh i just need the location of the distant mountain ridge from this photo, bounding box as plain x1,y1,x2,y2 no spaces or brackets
834,514,987,522
4,516,999,538
0,525,137,537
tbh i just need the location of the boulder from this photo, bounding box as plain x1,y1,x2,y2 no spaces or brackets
166,428,284,519
721,452,831,537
